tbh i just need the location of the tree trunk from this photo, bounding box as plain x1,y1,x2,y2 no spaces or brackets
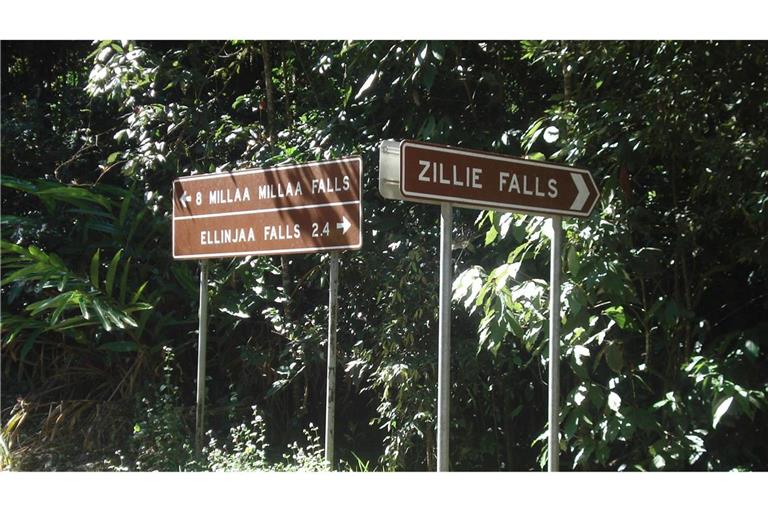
425,424,435,471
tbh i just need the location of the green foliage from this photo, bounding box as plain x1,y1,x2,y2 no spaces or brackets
124,346,195,471
108,347,329,472
205,407,271,472
206,410,328,472
455,41,768,470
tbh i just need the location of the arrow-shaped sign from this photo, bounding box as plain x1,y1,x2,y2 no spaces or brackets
336,216,351,234
397,140,599,217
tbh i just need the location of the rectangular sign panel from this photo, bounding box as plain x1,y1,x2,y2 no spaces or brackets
399,140,599,217
172,157,362,259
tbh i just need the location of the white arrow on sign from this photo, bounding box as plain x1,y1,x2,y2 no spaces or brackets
180,192,192,206
336,216,351,234
570,174,589,211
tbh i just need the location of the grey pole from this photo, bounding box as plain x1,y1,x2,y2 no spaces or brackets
195,260,209,456
548,216,562,472
437,203,453,471
325,252,340,468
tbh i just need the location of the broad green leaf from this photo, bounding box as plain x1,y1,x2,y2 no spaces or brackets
78,298,90,320
36,185,111,209
608,391,621,412
26,293,68,316
431,41,445,61
92,299,112,331
49,291,75,324
744,339,759,359
573,345,590,366
354,71,377,100
130,281,148,304
90,249,101,289
713,396,733,428
103,307,125,329
485,225,498,246
118,191,132,227
48,317,98,331
604,306,626,329
105,249,123,296
120,312,138,328
119,256,132,304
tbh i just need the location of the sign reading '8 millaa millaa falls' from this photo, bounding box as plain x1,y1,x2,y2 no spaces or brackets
171,157,363,259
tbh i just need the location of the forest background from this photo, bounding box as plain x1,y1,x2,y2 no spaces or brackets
1,38,767,473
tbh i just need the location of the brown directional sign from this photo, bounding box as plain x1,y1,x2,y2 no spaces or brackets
172,157,362,259
400,140,599,217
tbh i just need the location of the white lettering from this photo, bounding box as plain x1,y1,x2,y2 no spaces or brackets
451,165,464,186
509,173,520,193
499,171,509,191
471,167,483,189
548,178,558,198
522,175,533,195
265,224,300,241
209,187,252,204
418,160,431,182
417,160,484,189
200,227,255,246
438,163,450,185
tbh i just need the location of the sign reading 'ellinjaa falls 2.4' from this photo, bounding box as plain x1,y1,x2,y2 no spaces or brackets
171,157,362,259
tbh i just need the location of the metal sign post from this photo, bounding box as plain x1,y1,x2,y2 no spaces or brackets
195,260,209,455
437,204,453,472
325,252,339,467
548,216,562,472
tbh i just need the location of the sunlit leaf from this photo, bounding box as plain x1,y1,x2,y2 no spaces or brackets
713,396,733,428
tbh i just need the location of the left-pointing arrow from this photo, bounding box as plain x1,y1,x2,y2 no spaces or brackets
336,216,351,234
180,192,192,206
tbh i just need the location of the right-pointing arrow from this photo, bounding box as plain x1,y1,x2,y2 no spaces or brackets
336,216,351,234
571,174,589,211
